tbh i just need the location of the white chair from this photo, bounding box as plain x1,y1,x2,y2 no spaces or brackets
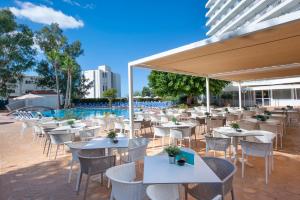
48,131,75,159
79,126,100,141
114,121,125,133
124,122,142,136
150,115,161,126
146,184,179,200
120,138,149,163
106,162,146,200
65,141,88,184
240,139,274,184
205,135,231,159
160,116,169,123
259,123,283,149
153,127,170,147
169,127,192,147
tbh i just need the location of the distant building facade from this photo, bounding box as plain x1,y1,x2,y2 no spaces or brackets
205,0,300,37
83,65,121,98
8,75,53,98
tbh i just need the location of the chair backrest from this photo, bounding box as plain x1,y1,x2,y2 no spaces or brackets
225,114,238,122
207,119,224,133
202,157,236,196
153,127,170,137
79,126,100,140
114,122,124,130
49,131,74,145
240,140,272,158
205,136,231,152
142,120,151,128
78,149,114,175
238,120,258,130
66,141,89,161
127,143,148,162
259,123,280,135
242,110,256,118
106,162,145,200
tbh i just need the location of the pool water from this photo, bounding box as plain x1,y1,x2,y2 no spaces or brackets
42,108,130,119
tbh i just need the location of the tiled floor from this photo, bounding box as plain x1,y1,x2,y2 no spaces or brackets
1,117,300,200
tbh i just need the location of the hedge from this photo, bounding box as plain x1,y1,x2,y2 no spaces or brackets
72,97,162,104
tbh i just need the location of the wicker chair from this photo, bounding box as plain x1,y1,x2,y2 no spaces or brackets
185,157,236,200
77,149,115,200
146,184,179,200
259,123,283,149
242,110,256,119
169,127,192,148
120,138,149,163
238,120,258,130
48,131,75,159
114,121,125,133
206,119,224,133
205,136,231,159
106,162,146,200
287,112,300,126
79,126,101,141
141,120,152,135
153,127,170,147
65,141,88,184
240,140,273,184
225,114,238,125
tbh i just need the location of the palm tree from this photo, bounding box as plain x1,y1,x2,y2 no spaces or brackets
61,54,76,108
47,50,61,109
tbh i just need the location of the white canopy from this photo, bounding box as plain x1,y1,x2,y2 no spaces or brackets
13,93,43,100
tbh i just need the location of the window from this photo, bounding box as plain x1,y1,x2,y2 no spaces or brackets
273,89,292,99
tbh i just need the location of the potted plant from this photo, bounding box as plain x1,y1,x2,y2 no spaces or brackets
107,131,118,143
67,120,75,126
256,115,267,121
171,117,178,125
205,112,210,118
230,123,241,132
224,108,229,113
286,105,293,110
165,146,181,164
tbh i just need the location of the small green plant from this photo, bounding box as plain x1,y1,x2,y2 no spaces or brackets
286,105,293,110
224,108,229,112
178,104,188,109
256,115,267,121
264,110,271,116
107,131,117,139
205,112,210,117
165,146,181,157
230,123,240,130
67,120,75,125
171,117,177,123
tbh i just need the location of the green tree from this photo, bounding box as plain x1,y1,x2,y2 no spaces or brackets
148,71,228,105
61,54,76,108
141,86,152,97
36,24,85,108
133,91,141,97
36,23,66,108
103,88,117,107
0,10,36,98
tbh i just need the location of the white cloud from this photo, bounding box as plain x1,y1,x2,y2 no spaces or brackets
63,0,95,9
9,1,84,29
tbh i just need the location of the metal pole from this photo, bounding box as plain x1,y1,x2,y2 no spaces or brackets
206,77,210,112
128,64,134,138
238,82,242,110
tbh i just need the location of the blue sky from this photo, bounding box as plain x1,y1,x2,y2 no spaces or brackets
1,0,208,96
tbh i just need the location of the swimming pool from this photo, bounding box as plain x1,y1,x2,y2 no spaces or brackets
42,108,130,119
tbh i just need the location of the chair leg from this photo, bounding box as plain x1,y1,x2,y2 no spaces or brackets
54,145,59,160
265,157,268,184
275,135,278,150
68,160,74,183
152,135,156,147
242,152,245,178
48,144,52,158
43,139,48,154
76,172,83,194
231,189,235,200
280,135,283,149
83,174,91,200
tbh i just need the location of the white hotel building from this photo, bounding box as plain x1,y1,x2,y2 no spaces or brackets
83,65,121,98
205,0,300,107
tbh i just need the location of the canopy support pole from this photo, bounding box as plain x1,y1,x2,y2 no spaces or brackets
238,82,242,110
206,77,210,112
128,64,134,138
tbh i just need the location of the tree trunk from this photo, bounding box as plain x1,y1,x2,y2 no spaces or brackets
54,64,61,109
64,71,70,109
186,95,194,106
68,73,72,108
